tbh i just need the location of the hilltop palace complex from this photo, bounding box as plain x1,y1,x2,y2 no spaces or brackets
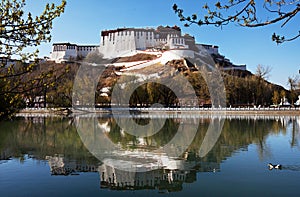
49,25,246,71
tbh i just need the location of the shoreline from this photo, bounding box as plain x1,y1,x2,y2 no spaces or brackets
17,107,300,117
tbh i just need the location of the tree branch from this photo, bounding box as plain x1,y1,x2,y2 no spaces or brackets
243,4,300,27
173,1,300,43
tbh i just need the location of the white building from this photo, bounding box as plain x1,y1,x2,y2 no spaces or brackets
50,43,99,63
48,26,245,71
197,44,219,55
98,25,211,58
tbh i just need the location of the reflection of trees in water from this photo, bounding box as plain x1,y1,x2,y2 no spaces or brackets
290,119,299,148
97,116,298,163
2,116,299,161
1,116,299,192
1,116,298,162
0,117,98,164
196,117,292,162
104,117,180,149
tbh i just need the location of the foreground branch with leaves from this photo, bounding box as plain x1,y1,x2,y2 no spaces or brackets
173,0,300,44
0,0,66,119
0,0,66,57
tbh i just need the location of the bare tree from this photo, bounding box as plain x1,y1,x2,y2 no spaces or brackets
255,65,272,80
287,75,299,105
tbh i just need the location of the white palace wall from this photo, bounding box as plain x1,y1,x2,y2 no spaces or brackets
77,46,98,57
49,26,224,64
98,27,188,58
50,44,77,63
50,43,98,63
100,30,137,58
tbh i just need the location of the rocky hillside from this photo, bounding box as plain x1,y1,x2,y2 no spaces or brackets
36,55,289,107
95,56,288,107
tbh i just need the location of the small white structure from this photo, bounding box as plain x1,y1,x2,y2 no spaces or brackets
279,96,291,106
50,43,99,63
25,96,46,108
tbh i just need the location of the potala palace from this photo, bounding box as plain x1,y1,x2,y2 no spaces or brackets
49,25,246,71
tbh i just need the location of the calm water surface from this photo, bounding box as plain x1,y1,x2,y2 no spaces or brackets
1,114,300,196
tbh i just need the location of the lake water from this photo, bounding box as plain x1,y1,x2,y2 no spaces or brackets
1,114,300,196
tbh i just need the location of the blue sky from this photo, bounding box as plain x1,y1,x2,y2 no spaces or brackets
25,0,299,89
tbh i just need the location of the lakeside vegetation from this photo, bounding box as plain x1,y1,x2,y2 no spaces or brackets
2,58,299,119
0,0,66,119
16,60,296,107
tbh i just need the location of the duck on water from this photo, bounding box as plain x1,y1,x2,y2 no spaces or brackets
268,163,282,170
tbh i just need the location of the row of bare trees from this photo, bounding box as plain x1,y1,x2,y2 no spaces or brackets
28,63,299,108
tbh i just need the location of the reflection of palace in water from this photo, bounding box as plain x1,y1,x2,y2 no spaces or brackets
2,115,300,193
46,153,219,192
46,155,99,175
43,114,300,192
99,154,219,191
100,164,194,191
